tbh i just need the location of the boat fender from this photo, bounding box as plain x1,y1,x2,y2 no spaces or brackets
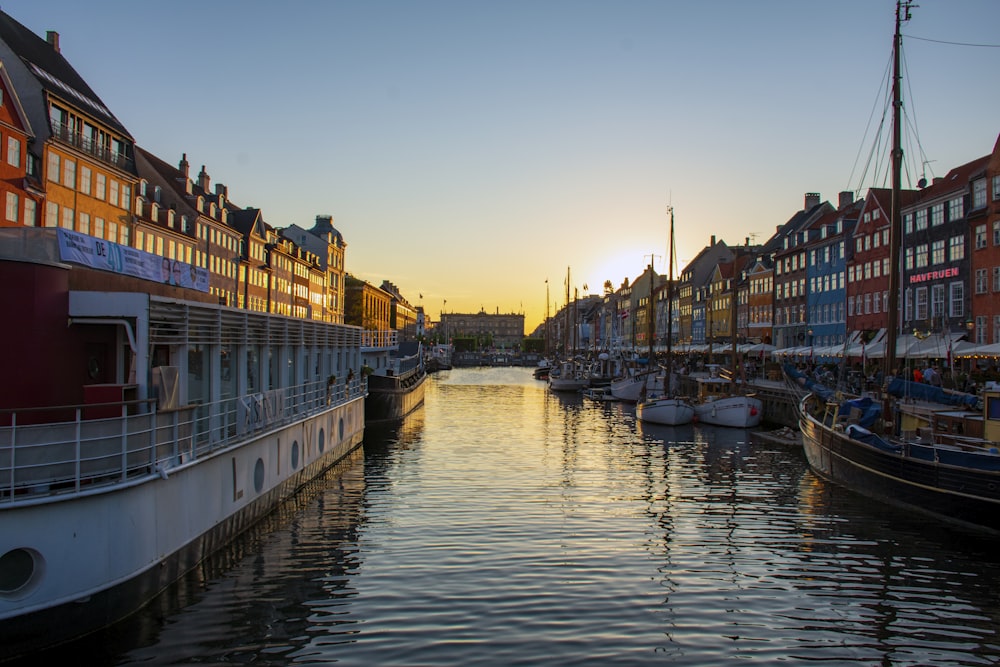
711,405,717,418
750,406,758,416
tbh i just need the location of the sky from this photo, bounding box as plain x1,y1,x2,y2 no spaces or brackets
5,1,999,332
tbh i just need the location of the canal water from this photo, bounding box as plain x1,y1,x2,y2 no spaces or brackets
24,367,1000,666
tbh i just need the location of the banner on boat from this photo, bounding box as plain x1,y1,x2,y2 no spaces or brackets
57,228,210,292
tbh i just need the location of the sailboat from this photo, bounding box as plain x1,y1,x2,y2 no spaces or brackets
637,206,695,426
549,267,589,392
689,228,763,428
793,0,1000,535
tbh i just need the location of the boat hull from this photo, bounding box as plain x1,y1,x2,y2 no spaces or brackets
694,396,763,428
799,396,1000,534
366,369,427,422
609,373,657,402
0,398,365,660
637,397,695,426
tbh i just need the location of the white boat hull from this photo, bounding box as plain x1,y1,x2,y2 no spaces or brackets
609,373,658,402
637,397,695,426
694,395,763,428
0,396,364,660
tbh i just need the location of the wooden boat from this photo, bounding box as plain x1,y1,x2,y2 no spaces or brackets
793,1,1000,536
637,205,694,425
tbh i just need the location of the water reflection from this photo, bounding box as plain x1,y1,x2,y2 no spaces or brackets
15,367,1000,666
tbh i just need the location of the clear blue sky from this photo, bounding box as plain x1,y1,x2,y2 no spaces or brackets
6,1,999,331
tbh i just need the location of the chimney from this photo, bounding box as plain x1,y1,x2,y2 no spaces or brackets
711,235,716,246
197,165,210,192
46,31,60,53
804,192,821,210
838,191,854,209
215,183,228,198
178,153,189,178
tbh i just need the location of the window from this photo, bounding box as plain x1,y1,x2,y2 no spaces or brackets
47,152,59,183
950,235,965,261
931,203,944,226
976,268,989,294
994,267,1000,293
94,217,105,239
915,209,927,231
63,159,75,188
96,173,106,200
915,243,928,269
5,192,17,222
864,293,871,314
973,178,986,209
993,174,1000,201
950,282,964,318
80,166,91,195
904,213,913,234
79,212,90,235
976,224,987,249
24,199,35,226
932,239,945,265
6,136,19,167
904,289,913,321
61,207,74,230
949,197,964,221
915,287,928,321
109,179,119,207
905,246,914,270
931,284,945,318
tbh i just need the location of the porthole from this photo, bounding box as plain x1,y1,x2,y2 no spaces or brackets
291,440,300,469
318,428,325,454
0,548,44,599
253,457,265,493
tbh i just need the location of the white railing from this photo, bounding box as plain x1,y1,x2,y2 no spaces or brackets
0,378,365,504
361,329,398,349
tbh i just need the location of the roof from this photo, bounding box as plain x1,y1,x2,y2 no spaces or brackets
0,10,131,137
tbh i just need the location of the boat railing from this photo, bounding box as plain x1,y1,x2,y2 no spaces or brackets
0,377,365,505
361,329,398,349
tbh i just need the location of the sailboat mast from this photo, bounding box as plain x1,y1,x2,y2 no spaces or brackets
885,0,911,381
666,207,675,366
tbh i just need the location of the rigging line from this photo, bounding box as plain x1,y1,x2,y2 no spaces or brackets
903,33,1000,48
848,49,894,193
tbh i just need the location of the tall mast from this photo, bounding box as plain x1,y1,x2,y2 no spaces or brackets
884,0,912,381
666,207,675,368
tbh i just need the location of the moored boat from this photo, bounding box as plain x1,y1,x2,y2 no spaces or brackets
637,395,695,426
364,339,427,422
0,230,366,660
791,1,1000,536
692,376,763,428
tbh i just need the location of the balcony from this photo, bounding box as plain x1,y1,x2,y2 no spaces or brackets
51,121,135,172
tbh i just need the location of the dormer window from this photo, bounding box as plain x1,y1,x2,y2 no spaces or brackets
134,196,143,216
150,201,159,221
139,179,147,197
180,214,188,232
196,195,204,213
153,185,161,203
210,203,216,217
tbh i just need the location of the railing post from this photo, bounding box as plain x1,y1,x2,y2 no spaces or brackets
9,411,16,498
121,402,128,481
150,401,158,470
75,408,82,493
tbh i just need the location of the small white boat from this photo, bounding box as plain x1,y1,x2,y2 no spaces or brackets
692,377,763,428
548,360,589,392
609,368,658,402
637,395,695,425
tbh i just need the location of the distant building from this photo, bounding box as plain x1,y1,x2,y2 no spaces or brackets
440,310,525,350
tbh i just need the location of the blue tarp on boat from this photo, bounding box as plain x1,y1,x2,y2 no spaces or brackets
837,396,882,429
782,363,835,402
886,377,979,409
846,424,902,454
